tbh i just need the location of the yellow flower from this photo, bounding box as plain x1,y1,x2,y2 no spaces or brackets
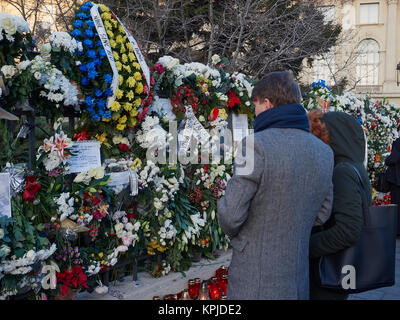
132,62,141,70
131,158,142,170
117,123,126,131
116,35,124,44
123,65,131,73
101,260,105,265
119,115,127,124
128,53,136,62
104,21,112,30
98,252,104,258
115,89,124,99
95,132,108,144
109,39,117,48
219,108,228,120
118,75,124,86
121,54,128,64
112,112,121,120
91,253,95,257
120,44,126,53
129,118,137,127
126,90,134,101
111,19,118,28
113,51,120,61
130,108,139,117
134,72,142,81
127,76,136,88
134,98,142,108
101,12,112,20
102,117,112,122
110,101,121,112
98,4,109,12
135,83,144,95
126,42,133,52
123,102,133,111
118,25,124,33
106,30,114,38
115,61,122,71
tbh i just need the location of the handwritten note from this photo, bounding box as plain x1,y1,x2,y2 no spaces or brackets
67,141,101,173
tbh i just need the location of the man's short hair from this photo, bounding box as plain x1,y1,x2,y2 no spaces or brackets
251,71,302,107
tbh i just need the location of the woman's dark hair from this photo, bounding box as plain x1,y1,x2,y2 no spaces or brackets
250,71,302,107
307,109,330,145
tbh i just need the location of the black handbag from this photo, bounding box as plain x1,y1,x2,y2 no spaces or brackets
313,164,398,294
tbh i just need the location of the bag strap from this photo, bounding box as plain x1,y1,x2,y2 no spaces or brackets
342,162,371,226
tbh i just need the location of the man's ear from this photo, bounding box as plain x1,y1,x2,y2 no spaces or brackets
265,98,274,110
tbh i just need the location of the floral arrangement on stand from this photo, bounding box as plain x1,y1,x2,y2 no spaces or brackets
304,83,400,203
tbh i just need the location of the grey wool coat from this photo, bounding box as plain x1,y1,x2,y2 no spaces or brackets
217,128,334,300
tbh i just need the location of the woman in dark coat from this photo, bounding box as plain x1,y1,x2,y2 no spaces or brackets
385,126,400,234
307,110,372,300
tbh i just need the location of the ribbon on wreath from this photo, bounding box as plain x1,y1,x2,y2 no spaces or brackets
113,14,151,91
90,4,119,109
128,168,138,196
179,105,211,154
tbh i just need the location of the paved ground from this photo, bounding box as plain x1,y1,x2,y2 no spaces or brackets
79,239,400,300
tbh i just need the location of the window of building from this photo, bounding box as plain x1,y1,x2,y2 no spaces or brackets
319,6,335,24
356,39,380,85
360,3,379,24
313,51,336,86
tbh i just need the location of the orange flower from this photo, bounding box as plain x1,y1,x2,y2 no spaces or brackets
375,154,381,163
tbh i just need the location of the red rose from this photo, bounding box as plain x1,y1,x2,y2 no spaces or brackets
127,213,136,220
155,63,165,74
119,144,130,152
228,92,241,108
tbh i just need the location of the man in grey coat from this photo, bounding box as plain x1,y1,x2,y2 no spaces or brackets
217,71,334,300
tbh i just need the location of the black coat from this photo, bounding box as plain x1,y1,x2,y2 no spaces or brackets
385,138,400,203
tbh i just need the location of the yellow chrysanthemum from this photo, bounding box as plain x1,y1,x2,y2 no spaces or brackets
116,123,126,131
123,65,131,73
101,12,112,20
98,252,104,258
112,112,121,120
130,108,139,118
118,25,124,33
98,4,109,12
119,44,126,54
115,89,124,99
135,83,144,95
113,51,119,61
127,76,136,88
132,62,141,70
109,39,117,48
95,132,108,144
126,91,134,101
115,61,122,71
110,101,121,112
104,21,112,30
134,98,142,108
119,115,127,124
121,54,128,64
126,42,133,52
106,30,114,38
111,19,118,27
130,158,142,170
123,102,133,112
118,75,124,86
134,72,142,81
128,52,136,62
116,35,124,44
128,117,137,127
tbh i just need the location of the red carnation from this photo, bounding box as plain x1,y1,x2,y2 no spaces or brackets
210,107,219,122
155,63,165,74
228,92,241,108
119,143,130,152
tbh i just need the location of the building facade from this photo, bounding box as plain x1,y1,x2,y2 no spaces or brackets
301,0,400,104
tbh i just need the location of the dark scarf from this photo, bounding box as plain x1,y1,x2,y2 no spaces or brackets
254,103,310,133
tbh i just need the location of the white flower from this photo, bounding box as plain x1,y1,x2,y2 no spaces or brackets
25,250,36,261
1,65,17,79
34,72,42,80
211,54,221,65
17,60,31,71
